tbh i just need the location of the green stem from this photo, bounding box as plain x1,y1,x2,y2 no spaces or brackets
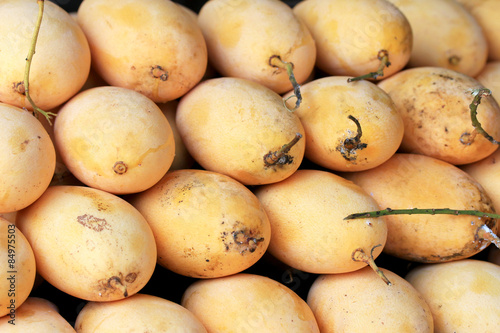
263,133,302,166
269,55,302,112
24,0,57,125
460,88,499,145
352,245,392,286
337,115,368,162
345,207,500,250
347,50,391,82
344,207,500,220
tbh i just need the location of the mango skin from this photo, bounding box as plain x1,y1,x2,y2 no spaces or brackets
345,153,497,263
176,77,305,186
293,0,412,79
16,185,157,302
129,169,271,279
198,0,316,94
387,0,488,77
284,76,404,172
77,0,207,102
0,0,91,111
406,259,500,333
378,66,500,165
308,267,434,333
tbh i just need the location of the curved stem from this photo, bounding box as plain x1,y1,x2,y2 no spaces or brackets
263,133,302,166
24,0,57,125
337,115,367,161
460,88,500,145
347,50,391,82
344,115,365,149
269,55,302,112
352,245,391,285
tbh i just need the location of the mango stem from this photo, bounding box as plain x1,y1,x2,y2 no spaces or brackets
460,88,500,145
352,245,392,285
263,133,302,166
24,0,57,125
347,50,390,82
269,55,302,112
345,208,500,250
344,207,500,220
338,115,368,161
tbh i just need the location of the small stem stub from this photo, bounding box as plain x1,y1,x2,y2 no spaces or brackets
263,133,302,167
25,0,57,125
460,88,500,145
352,245,392,285
13,81,26,95
113,161,128,175
448,55,461,66
336,115,367,161
347,50,391,82
151,65,168,81
269,55,302,112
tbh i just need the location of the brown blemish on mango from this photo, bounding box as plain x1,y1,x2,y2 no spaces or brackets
9,127,33,154
96,272,136,298
81,190,112,212
77,214,111,232
221,221,265,255
124,272,137,283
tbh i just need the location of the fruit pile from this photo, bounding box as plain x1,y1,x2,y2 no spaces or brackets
1,0,500,332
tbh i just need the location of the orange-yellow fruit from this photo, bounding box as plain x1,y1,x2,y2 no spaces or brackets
0,0,90,111
454,0,500,61
0,103,56,213
16,185,157,302
0,297,76,332
129,169,271,278
254,169,388,274
176,77,305,185
75,293,207,332
406,259,500,333
182,273,320,332
77,0,207,102
54,86,175,194
378,66,500,165
475,61,500,102
198,0,316,94
0,218,36,318
386,0,488,77
293,0,412,79
308,267,434,332
284,76,404,171
345,153,497,263
461,148,500,213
